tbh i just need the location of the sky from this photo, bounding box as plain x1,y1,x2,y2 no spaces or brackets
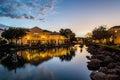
0,0,120,37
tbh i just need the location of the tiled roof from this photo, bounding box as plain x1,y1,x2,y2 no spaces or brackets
110,26,120,29
43,30,51,33
29,26,43,33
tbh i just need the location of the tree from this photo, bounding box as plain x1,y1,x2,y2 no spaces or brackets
2,27,27,44
92,26,112,43
0,39,7,45
2,28,15,43
14,28,27,44
59,28,76,42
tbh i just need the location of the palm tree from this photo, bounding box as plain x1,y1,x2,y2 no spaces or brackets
59,28,76,43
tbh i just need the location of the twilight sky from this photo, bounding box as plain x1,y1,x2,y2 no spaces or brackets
0,0,120,37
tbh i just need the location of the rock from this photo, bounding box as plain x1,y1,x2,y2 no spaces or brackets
90,72,106,80
86,56,91,60
116,62,120,66
98,51,112,56
114,55,120,61
114,67,120,75
90,71,96,80
107,69,119,75
97,54,105,61
107,63,116,69
104,56,113,65
88,46,120,80
87,46,97,54
103,51,112,56
91,54,105,61
106,74,120,80
98,67,108,74
87,59,101,70
97,47,105,52
116,65,120,69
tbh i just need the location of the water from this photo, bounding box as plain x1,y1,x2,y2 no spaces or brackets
0,45,92,80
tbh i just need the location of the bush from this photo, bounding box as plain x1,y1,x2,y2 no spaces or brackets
0,40,7,45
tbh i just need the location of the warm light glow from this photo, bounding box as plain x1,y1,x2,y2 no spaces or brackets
41,35,46,39
27,36,30,40
21,27,67,45
17,48,70,62
34,33,38,35
60,36,65,39
115,30,117,33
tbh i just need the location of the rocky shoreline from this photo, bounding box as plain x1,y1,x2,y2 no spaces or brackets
86,45,120,80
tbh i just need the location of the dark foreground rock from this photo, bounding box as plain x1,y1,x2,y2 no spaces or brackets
90,72,106,80
106,74,120,80
90,72,120,80
87,45,120,80
87,59,101,70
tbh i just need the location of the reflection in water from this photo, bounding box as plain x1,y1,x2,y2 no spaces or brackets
79,44,83,53
59,49,75,61
1,52,26,73
0,45,92,80
17,47,75,66
0,47,76,71
80,48,83,53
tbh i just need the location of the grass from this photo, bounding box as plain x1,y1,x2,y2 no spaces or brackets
96,43,120,51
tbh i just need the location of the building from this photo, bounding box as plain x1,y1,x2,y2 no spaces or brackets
108,26,120,44
20,27,68,46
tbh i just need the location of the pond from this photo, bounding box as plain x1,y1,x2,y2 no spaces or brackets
0,44,92,80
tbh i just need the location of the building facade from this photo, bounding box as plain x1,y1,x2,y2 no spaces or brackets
108,26,120,45
20,27,68,46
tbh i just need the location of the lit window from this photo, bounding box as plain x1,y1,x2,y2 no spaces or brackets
34,33,38,35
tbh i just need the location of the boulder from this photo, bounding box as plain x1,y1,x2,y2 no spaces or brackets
98,67,108,74
86,56,91,60
107,69,119,75
116,65,120,69
87,59,101,70
87,46,97,54
103,56,113,65
107,63,116,69
98,51,112,56
106,74,120,80
97,47,105,52
113,55,120,61
91,54,105,61
97,54,105,61
116,62,120,66
90,72,106,80
114,67,120,75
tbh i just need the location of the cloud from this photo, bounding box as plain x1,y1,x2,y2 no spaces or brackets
0,0,59,21
39,18,45,22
